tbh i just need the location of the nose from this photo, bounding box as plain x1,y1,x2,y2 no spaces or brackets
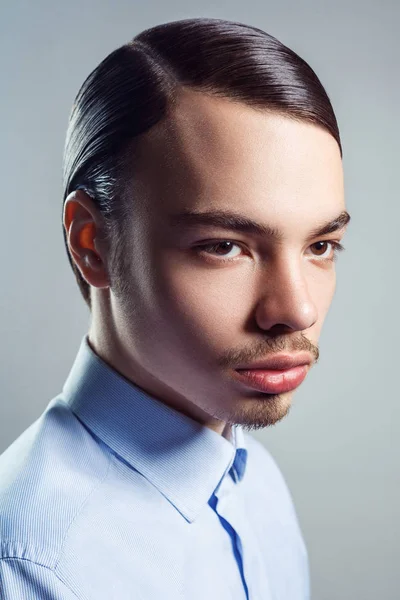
254,257,318,333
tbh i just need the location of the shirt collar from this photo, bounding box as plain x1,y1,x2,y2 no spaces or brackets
61,335,248,523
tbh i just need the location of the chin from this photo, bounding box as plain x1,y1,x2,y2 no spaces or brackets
223,391,293,431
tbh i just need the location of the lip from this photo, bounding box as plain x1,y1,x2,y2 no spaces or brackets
232,364,309,394
236,353,312,371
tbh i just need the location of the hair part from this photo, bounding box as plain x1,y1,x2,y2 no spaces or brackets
62,17,342,310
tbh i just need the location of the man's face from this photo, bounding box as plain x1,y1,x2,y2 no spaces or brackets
105,89,347,432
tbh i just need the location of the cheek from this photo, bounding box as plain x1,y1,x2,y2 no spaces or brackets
147,253,336,350
155,262,252,344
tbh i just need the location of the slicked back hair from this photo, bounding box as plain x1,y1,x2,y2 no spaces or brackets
62,17,342,310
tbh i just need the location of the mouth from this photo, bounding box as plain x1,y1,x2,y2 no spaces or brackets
232,364,309,394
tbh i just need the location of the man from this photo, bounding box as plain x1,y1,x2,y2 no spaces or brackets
0,17,350,600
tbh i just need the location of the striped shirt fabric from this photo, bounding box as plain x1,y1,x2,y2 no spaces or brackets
0,334,310,599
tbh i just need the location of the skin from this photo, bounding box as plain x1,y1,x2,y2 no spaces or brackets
63,88,348,438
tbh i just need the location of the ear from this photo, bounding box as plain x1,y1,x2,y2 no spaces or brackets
63,190,110,289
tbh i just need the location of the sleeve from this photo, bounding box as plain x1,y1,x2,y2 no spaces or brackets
0,558,81,600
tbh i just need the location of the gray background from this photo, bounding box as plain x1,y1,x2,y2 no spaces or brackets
0,1,398,598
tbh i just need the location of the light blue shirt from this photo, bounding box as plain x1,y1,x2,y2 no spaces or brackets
0,335,309,599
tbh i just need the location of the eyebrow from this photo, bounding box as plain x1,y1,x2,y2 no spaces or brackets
168,209,351,242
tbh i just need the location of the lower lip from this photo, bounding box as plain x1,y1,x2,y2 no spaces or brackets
233,365,308,394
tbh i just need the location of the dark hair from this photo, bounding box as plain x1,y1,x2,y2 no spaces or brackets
62,17,342,311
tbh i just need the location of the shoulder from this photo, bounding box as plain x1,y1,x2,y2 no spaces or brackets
0,556,83,599
0,397,110,568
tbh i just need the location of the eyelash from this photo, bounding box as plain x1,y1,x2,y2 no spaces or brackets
194,240,346,263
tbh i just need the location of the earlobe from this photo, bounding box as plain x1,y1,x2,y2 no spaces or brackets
78,249,109,289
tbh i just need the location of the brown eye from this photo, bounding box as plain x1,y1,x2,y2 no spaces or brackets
312,241,329,255
212,242,236,255
309,240,345,262
196,241,243,260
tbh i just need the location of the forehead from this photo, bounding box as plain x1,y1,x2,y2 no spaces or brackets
130,88,344,219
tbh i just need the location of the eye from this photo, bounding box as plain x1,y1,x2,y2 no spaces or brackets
194,240,345,263
195,241,243,260
308,240,345,262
